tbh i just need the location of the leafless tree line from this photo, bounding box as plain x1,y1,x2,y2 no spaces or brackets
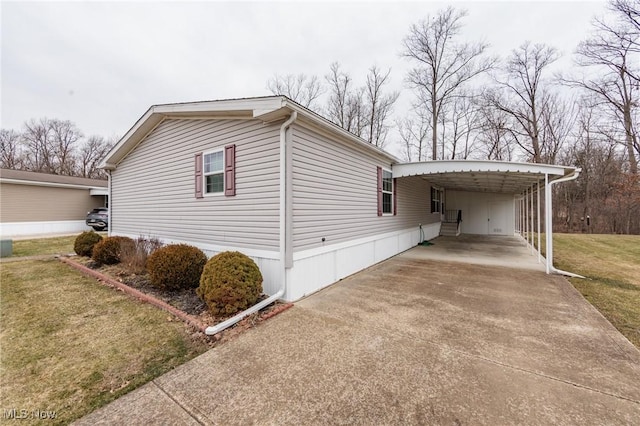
267,1,639,234
1,118,115,179
267,63,400,149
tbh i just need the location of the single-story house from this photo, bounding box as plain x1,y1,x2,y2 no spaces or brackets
0,169,108,237
101,96,579,301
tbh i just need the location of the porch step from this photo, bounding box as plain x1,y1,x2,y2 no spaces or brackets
440,222,460,237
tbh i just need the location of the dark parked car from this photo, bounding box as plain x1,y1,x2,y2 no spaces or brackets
86,207,109,231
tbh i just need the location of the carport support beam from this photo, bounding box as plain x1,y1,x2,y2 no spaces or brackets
537,180,541,263
530,184,535,255
545,174,551,274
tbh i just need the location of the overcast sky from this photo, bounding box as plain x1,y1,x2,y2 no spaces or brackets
1,0,608,157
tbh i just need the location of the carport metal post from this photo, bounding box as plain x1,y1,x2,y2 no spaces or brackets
530,184,535,255
545,174,551,274
525,187,529,244
537,180,541,263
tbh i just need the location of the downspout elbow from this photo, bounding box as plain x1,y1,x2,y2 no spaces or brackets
547,168,583,279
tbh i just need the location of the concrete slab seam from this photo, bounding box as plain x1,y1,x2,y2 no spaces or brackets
151,381,207,426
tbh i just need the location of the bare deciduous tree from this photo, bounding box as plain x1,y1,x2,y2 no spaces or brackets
266,73,323,109
560,4,640,174
397,109,431,162
540,94,577,164
78,135,113,178
0,129,24,169
442,92,482,159
3,118,114,179
325,62,367,137
487,42,560,163
475,101,516,161
364,66,399,148
402,6,496,160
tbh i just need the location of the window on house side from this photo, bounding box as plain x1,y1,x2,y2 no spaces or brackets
431,187,442,213
204,150,224,194
382,170,393,214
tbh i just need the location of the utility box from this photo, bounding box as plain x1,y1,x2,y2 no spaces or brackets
0,240,13,258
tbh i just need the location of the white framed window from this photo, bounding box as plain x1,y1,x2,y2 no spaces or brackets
431,187,443,213
382,169,393,215
203,149,224,195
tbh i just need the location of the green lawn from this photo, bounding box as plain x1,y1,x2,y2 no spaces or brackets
11,235,78,257
552,233,640,349
0,258,209,424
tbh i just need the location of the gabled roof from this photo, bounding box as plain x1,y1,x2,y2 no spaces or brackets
394,160,579,194
0,168,108,189
100,96,400,169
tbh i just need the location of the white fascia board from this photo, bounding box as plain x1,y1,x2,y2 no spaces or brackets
99,97,288,170
0,178,105,191
393,160,571,178
101,95,404,170
89,188,109,196
99,106,163,169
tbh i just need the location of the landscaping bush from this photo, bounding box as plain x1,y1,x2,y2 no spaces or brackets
120,236,163,274
91,236,135,265
146,244,207,290
197,251,263,316
73,231,103,257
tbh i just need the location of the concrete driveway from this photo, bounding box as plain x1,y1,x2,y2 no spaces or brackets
76,251,640,425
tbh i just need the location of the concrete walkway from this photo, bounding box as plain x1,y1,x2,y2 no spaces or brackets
75,252,640,425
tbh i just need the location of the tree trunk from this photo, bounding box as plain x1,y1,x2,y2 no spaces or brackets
623,105,638,174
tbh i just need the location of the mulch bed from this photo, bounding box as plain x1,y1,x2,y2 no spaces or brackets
63,256,292,343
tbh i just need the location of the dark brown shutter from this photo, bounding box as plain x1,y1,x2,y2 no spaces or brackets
225,144,236,196
195,153,203,199
393,177,397,216
377,166,382,216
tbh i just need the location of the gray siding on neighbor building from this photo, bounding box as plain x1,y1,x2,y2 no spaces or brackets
111,118,281,251
0,183,104,222
291,123,438,252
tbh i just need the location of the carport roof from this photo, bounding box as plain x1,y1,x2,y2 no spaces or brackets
393,160,578,194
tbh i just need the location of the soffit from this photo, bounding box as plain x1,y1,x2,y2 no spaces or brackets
394,161,575,194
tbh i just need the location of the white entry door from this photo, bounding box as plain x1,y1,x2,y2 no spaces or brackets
488,201,508,235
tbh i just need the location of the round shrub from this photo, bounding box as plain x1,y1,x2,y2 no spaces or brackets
146,244,207,290
92,236,135,265
197,251,263,316
74,231,103,257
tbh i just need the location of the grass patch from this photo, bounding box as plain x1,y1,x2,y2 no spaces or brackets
11,235,78,257
551,233,640,349
0,259,209,424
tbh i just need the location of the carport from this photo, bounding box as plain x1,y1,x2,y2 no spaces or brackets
393,160,581,275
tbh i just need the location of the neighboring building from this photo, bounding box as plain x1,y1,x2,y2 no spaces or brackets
101,96,579,301
0,169,107,237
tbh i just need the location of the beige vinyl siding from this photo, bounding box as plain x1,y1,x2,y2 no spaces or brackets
111,118,280,250
291,123,437,251
0,184,103,222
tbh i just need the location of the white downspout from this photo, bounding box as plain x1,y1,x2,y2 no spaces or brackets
545,169,584,278
107,170,112,237
205,111,298,336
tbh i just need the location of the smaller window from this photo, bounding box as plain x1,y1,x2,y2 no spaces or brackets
382,170,393,214
204,150,224,194
431,187,443,213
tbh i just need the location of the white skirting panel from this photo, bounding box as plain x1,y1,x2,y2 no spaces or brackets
113,223,442,302
286,223,440,301
0,220,92,238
